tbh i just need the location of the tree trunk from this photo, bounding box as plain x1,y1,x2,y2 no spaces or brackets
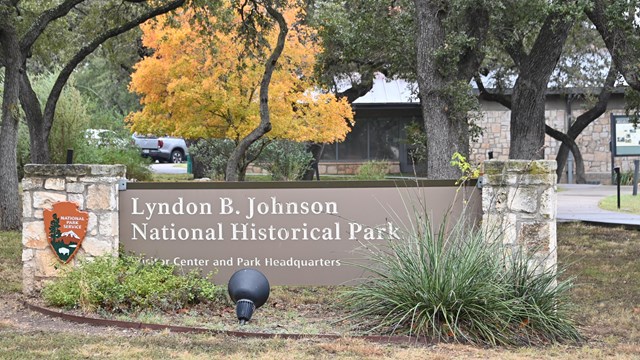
508,12,574,159
555,66,617,181
302,142,324,180
0,27,24,230
546,124,586,183
225,3,288,181
19,73,51,163
414,0,462,179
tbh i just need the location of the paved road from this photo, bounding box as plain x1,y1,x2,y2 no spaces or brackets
557,184,640,227
149,163,187,174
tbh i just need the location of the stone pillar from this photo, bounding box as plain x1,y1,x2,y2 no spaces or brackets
21,164,125,295
482,160,557,274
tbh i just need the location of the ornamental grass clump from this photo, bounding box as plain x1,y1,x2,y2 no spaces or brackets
343,208,581,346
42,254,219,313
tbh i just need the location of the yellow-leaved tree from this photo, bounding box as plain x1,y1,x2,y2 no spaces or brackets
127,1,353,180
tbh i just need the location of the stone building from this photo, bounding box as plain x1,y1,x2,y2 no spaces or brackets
320,75,635,184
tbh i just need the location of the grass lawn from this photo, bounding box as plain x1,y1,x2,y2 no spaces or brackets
599,194,640,214
1,222,639,359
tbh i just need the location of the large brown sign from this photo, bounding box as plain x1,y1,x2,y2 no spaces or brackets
119,181,479,285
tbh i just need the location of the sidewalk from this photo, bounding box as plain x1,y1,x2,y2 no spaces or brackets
557,184,640,227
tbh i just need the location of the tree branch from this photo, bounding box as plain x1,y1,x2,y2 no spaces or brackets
474,75,512,109
19,0,85,52
546,124,586,183
555,64,618,180
42,0,186,131
586,0,640,91
570,64,618,137
336,73,375,104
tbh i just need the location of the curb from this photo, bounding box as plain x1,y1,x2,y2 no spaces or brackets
24,301,430,345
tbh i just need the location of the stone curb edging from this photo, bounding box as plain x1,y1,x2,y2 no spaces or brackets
24,301,430,345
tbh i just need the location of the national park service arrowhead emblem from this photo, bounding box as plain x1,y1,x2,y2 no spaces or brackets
44,202,89,263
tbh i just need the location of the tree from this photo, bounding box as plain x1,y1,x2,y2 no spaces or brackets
477,16,619,182
314,0,489,179
127,1,354,181
0,0,186,230
485,1,580,160
413,0,489,179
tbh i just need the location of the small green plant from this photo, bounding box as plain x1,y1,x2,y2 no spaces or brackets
618,169,635,185
343,207,581,346
42,253,219,313
405,121,427,164
450,152,480,184
355,160,389,180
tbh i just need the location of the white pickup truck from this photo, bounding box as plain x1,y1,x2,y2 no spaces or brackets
132,134,189,163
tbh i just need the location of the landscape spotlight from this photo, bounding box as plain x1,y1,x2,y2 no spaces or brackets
227,268,270,325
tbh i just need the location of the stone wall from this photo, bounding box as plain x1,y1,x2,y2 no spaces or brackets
247,161,401,176
471,97,636,184
21,164,125,295
481,160,557,274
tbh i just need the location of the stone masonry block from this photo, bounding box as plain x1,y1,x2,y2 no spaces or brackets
508,187,538,213
68,194,85,210
34,250,61,277
22,248,35,262
44,178,65,191
22,221,48,249
98,212,118,236
32,191,66,209
87,184,114,210
483,160,556,176
82,237,115,256
482,187,508,213
88,212,98,236
22,177,44,190
66,182,85,194
539,187,557,218
482,213,517,245
22,192,33,219
89,164,126,177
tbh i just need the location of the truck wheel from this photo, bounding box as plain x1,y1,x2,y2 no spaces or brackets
170,149,184,163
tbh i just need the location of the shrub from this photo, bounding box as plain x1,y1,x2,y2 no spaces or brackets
189,138,236,180
355,160,389,180
74,139,153,181
343,206,581,346
42,254,219,313
257,140,312,181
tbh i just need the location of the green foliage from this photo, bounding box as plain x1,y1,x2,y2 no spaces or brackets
42,253,220,313
450,152,480,184
28,71,92,164
440,80,483,142
257,140,313,181
189,139,237,180
313,0,416,87
74,140,153,181
189,138,278,180
74,41,142,130
405,121,427,163
344,208,581,346
354,160,389,180
618,168,635,186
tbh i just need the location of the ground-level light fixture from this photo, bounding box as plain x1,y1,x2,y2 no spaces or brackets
227,268,270,325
